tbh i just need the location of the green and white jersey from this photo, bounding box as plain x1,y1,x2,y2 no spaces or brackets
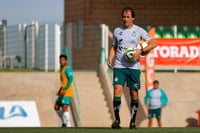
144,88,168,109
112,24,151,69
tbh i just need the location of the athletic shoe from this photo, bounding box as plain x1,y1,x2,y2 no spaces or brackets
129,122,137,129
111,120,121,129
62,123,66,127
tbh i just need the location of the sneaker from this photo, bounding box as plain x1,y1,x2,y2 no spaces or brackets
111,120,121,129
129,122,137,129
62,123,66,128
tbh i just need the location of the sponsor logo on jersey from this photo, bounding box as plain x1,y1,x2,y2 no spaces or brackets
132,31,137,37
134,83,139,89
114,76,119,82
118,46,127,52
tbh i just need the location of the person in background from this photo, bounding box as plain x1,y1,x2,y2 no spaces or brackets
54,54,73,127
144,80,168,127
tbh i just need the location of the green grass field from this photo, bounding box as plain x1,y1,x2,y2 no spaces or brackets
0,127,200,133
0,68,43,72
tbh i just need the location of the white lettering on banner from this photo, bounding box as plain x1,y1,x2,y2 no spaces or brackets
190,46,199,58
170,46,179,57
160,46,170,58
154,46,200,58
147,53,154,67
145,50,155,91
154,47,159,58
147,70,154,83
180,46,190,58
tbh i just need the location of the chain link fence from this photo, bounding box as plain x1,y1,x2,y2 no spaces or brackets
0,20,108,71
0,21,63,71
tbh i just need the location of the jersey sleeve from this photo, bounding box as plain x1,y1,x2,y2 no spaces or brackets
140,28,152,42
112,29,118,45
160,89,168,106
144,91,149,105
65,67,73,78
64,67,73,90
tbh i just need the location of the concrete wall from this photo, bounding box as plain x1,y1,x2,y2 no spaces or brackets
0,72,61,127
1,72,200,127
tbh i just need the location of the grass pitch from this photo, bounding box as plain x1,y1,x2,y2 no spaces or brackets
0,68,43,72
0,127,200,133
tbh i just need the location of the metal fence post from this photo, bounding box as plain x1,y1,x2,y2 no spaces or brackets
18,24,22,68
35,21,39,69
32,21,35,68
44,24,48,72
55,23,61,72
67,23,73,67
24,24,36,68
2,21,7,58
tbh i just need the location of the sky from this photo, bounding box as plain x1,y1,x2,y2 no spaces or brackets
0,0,63,26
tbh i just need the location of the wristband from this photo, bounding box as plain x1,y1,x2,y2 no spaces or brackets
141,48,145,55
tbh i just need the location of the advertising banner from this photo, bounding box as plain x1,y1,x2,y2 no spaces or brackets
0,101,41,127
140,39,200,66
145,50,155,91
145,28,155,91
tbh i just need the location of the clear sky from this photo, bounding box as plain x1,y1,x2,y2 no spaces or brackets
0,0,63,25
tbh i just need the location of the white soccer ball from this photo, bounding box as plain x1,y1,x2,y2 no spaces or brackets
125,47,136,62
136,40,148,49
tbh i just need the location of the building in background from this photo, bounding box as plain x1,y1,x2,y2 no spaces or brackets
64,0,200,70
64,0,200,28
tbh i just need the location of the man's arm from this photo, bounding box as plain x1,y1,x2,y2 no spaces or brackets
107,45,117,69
134,38,157,58
134,27,157,58
142,38,157,55
144,92,149,105
64,67,73,90
161,89,168,106
144,92,150,109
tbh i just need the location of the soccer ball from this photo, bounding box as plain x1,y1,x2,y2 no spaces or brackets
137,40,149,55
136,40,148,49
125,47,136,62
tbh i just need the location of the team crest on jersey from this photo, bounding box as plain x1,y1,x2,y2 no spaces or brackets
131,31,137,37
114,76,119,82
134,83,139,89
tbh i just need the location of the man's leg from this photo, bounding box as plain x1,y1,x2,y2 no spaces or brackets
112,68,126,129
156,108,162,127
112,85,123,128
128,69,140,129
148,109,155,127
129,89,139,129
61,97,72,127
157,118,162,127
54,98,65,127
62,104,71,127
148,118,153,127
